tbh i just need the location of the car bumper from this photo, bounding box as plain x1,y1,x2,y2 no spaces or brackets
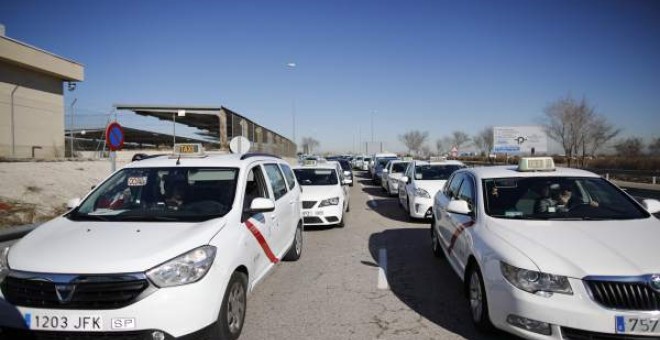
409,197,433,218
0,272,227,338
487,274,660,339
302,205,343,225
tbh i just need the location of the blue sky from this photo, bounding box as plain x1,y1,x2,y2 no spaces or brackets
2,0,659,153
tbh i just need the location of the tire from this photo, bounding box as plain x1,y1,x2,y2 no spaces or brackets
384,182,389,193
407,198,415,221
337,212,346,228
346,201,350,212
283,223,303,261
217,271,248,340
430,221,442,257
467,264,495,332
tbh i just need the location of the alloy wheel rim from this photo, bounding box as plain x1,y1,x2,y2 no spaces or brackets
469,272,483,321
227,282,245,333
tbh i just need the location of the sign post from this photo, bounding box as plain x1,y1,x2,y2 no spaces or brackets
105,122,125,172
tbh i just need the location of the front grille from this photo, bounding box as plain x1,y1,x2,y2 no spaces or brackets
303,216,323,224
562,327,660,339
585,279,660,311
302,201,317,209
0,329,170,340
1,272,153,310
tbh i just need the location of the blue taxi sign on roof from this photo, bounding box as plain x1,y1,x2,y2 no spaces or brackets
105,122,124,151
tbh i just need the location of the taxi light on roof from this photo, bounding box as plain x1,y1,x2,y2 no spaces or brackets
518,157,555,172
172,143,205,157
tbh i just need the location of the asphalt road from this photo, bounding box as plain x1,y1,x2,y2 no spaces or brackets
240,172,510,340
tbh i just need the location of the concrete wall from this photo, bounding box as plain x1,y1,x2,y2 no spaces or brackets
0,62,65,158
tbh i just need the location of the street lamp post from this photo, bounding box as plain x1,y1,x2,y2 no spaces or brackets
287,62,297,152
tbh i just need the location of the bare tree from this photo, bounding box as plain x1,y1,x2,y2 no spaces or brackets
613,138,644,157
451,131,471,152
542,95,619,167
472,127,494,157
649,138,660,156
436,136,452,156
420,145,431,158
301,137,320,154
399,130,429,156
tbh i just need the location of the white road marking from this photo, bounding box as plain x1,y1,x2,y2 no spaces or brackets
377,248,389,290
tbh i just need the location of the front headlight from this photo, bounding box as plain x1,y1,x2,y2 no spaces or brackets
414,187,430,198
146,246,216,288
319,197,340,207
501,262,572,295
0,247,10,283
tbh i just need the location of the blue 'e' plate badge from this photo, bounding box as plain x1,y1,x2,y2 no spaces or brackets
616,316,625,333
24,313,31,328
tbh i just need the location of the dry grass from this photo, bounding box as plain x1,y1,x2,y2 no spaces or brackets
0,198,67,228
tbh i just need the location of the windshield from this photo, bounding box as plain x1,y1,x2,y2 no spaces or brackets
68,167,238,222
293,168,338,186
415,164,464,180
483,177,649,220
391,162,409,173
377,158,397,167
364,158,372,162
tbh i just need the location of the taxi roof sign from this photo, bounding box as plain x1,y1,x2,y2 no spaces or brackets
518,157,555,172
172,143,205,158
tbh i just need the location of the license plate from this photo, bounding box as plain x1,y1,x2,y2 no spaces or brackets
616,316,660,335
304,210,323,216
25,313,103,331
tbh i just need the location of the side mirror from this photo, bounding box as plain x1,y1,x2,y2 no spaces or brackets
382,169,389,173
400,176,409,184
248,198,275,213
447,199,471,215
67,198,82,209
642,199,660,214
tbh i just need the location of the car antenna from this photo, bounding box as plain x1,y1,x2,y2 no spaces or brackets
176,154,181,165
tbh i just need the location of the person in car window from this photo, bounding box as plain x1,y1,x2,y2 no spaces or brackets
165,183,186,210
535,185,559,213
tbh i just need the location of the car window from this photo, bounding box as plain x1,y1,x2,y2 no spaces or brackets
392,162,409,173
279,163,297,190
264,164,288,200
415,164,464,180
446,173,464,199
482,177,650,220
71,167,238,222
293,168,339,185
243,166,270,209
457,174,475,214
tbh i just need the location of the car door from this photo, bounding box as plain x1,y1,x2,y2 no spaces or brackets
336,164,349,209
399,162,413,207
279,162,301,233
440,173,476,273
263,163,290,256
242,164,276,279
405,163,417,210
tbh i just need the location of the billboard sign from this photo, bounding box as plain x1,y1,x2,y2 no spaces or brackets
493,126,547,154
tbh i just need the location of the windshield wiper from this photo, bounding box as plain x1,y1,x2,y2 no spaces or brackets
115,215,179,222
68,214,110,222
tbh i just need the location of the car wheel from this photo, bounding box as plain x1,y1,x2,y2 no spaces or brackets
346,201,350,212
217,271,248,340
337,212,346,228
384,182,389,193
431,221,443,257
283,223,303,261
467,264,494,332
407,198,414,220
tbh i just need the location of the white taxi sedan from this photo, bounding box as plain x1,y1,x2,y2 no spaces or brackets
398,160,465,219
431,157,660,339
293,163,350,227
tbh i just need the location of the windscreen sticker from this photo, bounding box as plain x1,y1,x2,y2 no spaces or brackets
127,176,148,187
505,211,523,217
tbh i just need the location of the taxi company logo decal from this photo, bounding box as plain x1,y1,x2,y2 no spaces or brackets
55,284,76,303
447,220,476,256
244,213,279,264
650,275,660,292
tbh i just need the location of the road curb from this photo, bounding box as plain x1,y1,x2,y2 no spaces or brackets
0,224,38,243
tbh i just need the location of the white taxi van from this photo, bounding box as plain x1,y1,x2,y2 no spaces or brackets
0,142,303,340
431,157,660,339
293,161,350,227
398,160,465,219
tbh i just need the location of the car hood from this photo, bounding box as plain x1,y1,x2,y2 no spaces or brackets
416,180,447,196
301,186,341,201
487,217,660,278
8,216,226,273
